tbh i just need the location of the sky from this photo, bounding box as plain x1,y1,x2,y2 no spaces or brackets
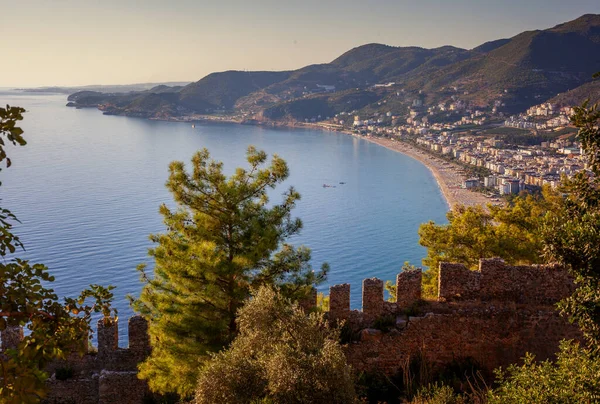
2,0,599,87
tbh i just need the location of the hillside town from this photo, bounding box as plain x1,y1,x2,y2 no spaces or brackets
325,98,585,197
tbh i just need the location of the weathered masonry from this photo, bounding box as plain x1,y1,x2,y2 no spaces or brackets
1,316,151,404
0,258,581,403
328,258,581,375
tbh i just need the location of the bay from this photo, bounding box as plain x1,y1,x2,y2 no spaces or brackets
0,92,447,344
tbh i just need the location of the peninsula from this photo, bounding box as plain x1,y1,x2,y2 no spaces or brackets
61,14,600,208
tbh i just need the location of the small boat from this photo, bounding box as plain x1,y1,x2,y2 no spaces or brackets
339,181,346,185
322,184,336,188
192,124,195,128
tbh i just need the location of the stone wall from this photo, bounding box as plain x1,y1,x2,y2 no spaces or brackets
396,269,422,308
1,259,581,401
329,283,351,319
328,258,581,376
439,258,575,304
344,307,581,376
0,315,151,404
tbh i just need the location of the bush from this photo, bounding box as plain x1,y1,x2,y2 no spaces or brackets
488,340,600,403
194,287,356,404
411,383,467,404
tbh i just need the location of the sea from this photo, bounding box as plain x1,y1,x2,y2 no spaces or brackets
0,91,448,344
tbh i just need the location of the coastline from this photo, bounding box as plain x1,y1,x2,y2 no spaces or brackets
293,123,490,210
100,110,491,210
363,137,491,210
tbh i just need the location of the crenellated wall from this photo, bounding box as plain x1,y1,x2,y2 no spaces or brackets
328,258,581,376
0,315,152,404
438,258,575,304
396,269,422,308
0,259,581,402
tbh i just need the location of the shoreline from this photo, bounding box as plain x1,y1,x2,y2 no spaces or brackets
363,137,491,210
97,110,491,210
293,123,490,210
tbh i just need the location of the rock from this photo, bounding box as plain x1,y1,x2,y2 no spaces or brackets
360,328,383,342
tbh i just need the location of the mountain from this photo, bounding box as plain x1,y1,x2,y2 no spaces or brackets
471,39,511,54
402,14,600,112
550,79,600,106
22,82,190,95
177,71,291,111
67,14,600,121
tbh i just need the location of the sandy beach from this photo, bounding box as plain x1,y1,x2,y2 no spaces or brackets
165,118,491,210
264,121,492,210
361,137,491,210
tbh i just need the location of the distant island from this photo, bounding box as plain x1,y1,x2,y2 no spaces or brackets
17,82,190,95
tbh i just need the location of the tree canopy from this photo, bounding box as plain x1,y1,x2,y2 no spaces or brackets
0,105,116,403
131,146,328,397
542,91,600,348
418,189,557,297
194,286,356,404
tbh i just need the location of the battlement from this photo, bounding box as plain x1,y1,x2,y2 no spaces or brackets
438,258,575,304
329,259,580,379
0,315,150,356
328,258,574,324
0,316,151,404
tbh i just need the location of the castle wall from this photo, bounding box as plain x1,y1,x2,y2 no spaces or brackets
329,283,350,319
1,315,152,404
44,378,99,404
344,307,580,375
329,258,580,376
0,259,581,402
396,269,422,308
438,258,575,304
363,278,384,319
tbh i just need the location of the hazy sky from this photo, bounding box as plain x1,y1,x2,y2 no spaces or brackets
2,0,599,87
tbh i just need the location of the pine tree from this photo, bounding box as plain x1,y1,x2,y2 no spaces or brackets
542,73,600,348
130,146,327,397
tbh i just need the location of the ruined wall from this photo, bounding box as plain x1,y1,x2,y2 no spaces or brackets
344,307,580,375
1,259,581,402
1,316,151,404
329,258,581,376
439,258,575,304
396,269,422,308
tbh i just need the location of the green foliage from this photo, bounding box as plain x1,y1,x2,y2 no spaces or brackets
0,105,26,255
385,262,419,302
0,105,116,403
131,146,327,397
489,341,600,403
1,260,117,403
418,189,557,297
385,280,397,302
0,105,26,173
542,86,600,348
316,292,330,311
411,383,467,404
194,286,356,404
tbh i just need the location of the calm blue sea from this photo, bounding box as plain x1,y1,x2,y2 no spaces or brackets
0,92,447,344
